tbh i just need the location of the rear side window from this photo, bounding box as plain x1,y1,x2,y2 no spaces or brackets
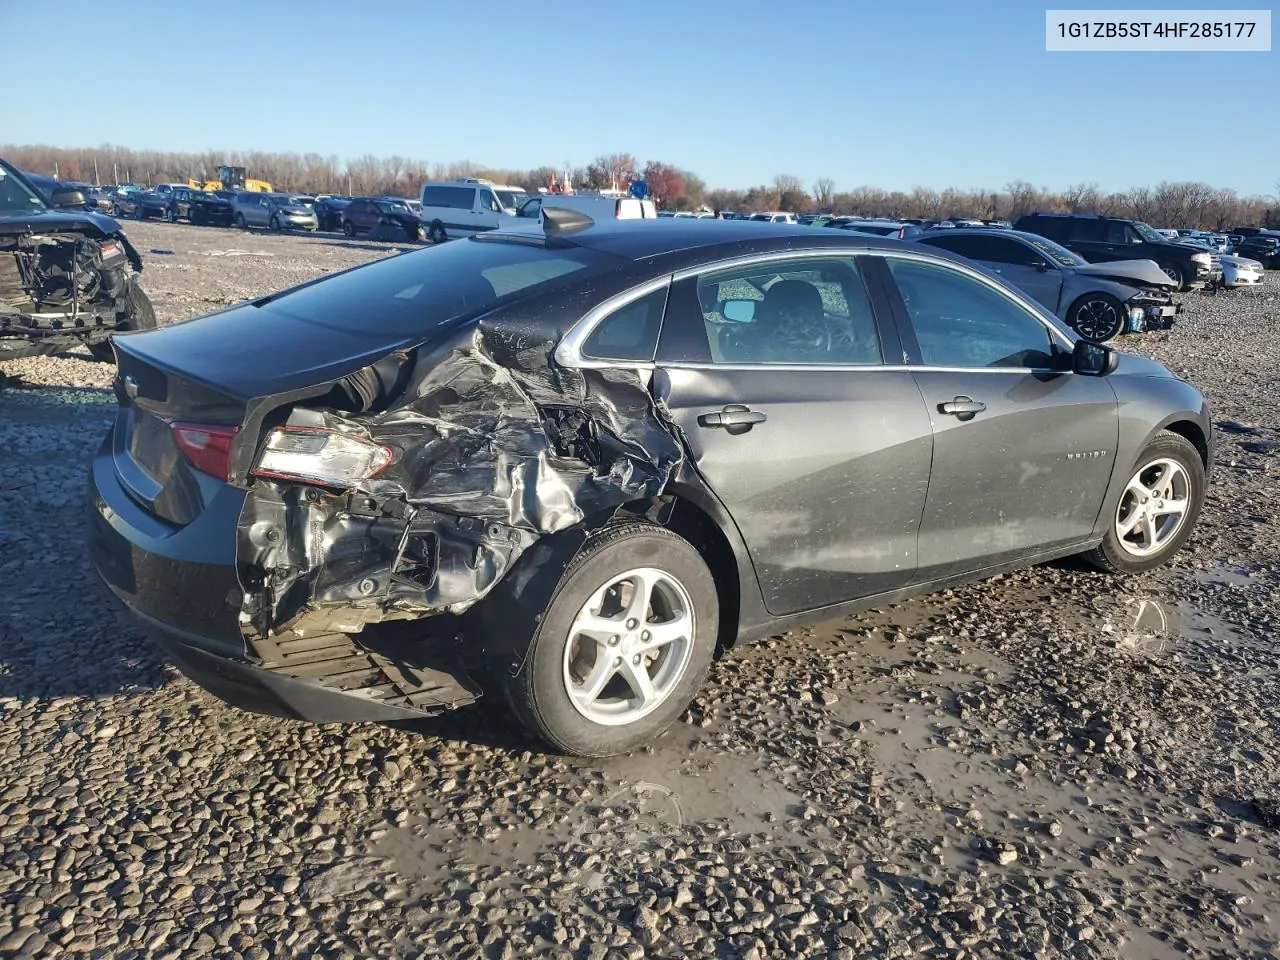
259,240,618,336
1070,219,1107,242
919,234,987,258
582,287,668,362
422,186,474,209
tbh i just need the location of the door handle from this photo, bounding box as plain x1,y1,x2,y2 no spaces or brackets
698,404,767,429
939,396,986,420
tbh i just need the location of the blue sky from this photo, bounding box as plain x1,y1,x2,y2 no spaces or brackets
1,0,1274,195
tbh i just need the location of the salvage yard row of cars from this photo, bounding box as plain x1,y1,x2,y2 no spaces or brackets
0,156,1232,755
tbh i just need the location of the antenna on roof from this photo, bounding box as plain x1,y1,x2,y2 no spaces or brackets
542,206,594,235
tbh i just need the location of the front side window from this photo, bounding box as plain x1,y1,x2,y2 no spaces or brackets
695,258,881,365
886,258,1059,369
0,164,47,213
1025,235,1087,267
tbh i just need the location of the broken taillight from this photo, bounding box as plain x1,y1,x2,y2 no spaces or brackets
170,423,240,479
251,426,392,488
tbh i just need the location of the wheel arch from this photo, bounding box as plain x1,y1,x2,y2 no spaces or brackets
623,476,766,651
1157,417,1210,471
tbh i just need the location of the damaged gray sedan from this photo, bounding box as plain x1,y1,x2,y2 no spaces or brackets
89,216,1212,756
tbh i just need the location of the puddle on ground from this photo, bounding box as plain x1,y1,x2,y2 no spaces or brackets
372,728,810,894
1193,561,1263,590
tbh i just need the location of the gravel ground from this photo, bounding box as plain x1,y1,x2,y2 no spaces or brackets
1,220,1278,960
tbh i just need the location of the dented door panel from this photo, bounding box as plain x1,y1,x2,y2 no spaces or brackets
654,365,933,616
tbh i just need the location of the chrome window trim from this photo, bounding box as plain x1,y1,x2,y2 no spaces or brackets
555,244,1074,371
658,362,1058,375
553,274,672,370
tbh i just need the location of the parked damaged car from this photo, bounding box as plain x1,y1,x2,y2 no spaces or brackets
159,187,235,226
89,217,1212,756
1,159,155,365
916,228,1178,342
342,197,424,241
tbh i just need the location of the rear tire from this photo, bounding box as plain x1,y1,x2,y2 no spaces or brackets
235,212,247,229
165,206,177,223
428,221,447,243
484,523,719,757
1081,430,1205,574
1069,293,1126,343
270,214,281,231
89,281,157,363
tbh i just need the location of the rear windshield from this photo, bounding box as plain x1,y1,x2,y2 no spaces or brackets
258,238,619,336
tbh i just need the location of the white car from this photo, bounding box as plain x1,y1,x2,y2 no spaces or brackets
514,193,656,226
418,178,530,242
1220,254,1265,288
747,211,798,224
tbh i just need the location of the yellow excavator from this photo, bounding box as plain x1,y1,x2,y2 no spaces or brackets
187,166,273,193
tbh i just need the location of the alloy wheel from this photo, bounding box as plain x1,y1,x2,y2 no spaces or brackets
561,567,696,726
1114,458,1191,558
1075,298,1121,342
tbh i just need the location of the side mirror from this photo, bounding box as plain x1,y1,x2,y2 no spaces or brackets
50,188,87,209
722,299,757,323
1072,339,1118,376
1032,259,1049,272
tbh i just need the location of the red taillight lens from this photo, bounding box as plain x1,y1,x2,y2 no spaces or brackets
251,426,392,488
170,422,240,479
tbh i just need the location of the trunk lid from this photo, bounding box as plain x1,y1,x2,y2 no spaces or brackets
109,300,417,525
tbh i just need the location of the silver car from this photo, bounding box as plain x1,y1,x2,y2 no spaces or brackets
917,228,1178,343
231,192,319,232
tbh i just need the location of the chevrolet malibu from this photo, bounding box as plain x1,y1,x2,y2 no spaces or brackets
89,216,1212,757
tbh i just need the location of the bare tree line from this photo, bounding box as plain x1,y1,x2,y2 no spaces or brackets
4,143,1276,230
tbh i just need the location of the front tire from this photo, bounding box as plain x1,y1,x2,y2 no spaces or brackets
235,212,247,229
428,221,447,244
488,523,718,757
1069,293,1126,343
165,206,178,223
1161,263,1186,290
1082,430,1205,574
88,281,158,363
342,220,355,237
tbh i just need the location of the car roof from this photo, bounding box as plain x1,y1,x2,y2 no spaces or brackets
921,227,1051,242
496,218,908,262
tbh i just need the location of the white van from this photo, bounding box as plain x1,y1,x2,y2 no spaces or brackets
418,179,530,242
512,193,657,227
